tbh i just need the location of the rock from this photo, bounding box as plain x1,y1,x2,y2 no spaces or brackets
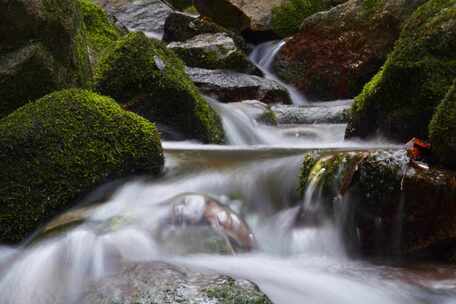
163,11,250,53
79,0,123,64
95,0,173,37
429,80,456,169
186,67,291,104
346,0,456,141
167,0,193,10
0,0,92,118
298,150,456,261
194,0,286,33
273,0,427,101
272,100,352,124
167,33,260,75
94,32,225,144
79,261,272,304
229,100,278,125
0,89,164,244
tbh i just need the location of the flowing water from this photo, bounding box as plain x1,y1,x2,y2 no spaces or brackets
0,33,455,304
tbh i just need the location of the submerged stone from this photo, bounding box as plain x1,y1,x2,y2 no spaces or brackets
0,89,164,244
94,32,225,144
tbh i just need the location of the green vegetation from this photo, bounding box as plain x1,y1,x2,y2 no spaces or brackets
0,89,164,243
429,80,456,169
347,0,456,141
79,0,123,62
167,0,193,10
271,0,329,37
94,32,224,143
206,278,272,304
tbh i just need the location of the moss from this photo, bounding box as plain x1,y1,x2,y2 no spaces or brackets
78,0,122,62
271,0,330,38
0,0,92,118
94,32,224,144
205,278,272,304
429,80,456,169
257,108,277,126
298,152,321,196
347,0,456,141
167,0,193,10
0,89,164,243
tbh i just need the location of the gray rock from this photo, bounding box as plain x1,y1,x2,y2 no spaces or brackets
95,0,173,37
79,261,272,304
186,67,291,104
168,33,260,75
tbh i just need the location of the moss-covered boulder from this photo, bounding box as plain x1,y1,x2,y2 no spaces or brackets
346,0,456,141
79,0,123,63
0,89,164,244
0,0,92,118
94,32,224,143
167,33,260,75
163,11,250,53
429,80,456,169
273,0,427,101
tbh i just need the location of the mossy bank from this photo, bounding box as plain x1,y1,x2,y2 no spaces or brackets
94,32,225,144
0,89,164,244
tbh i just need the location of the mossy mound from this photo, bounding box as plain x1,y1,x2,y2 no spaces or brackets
346,0,456,141
271,0,330,38
79,0,123,63
429,80,456,169
0,89,164,243
0,0,92,118
94,32,224,143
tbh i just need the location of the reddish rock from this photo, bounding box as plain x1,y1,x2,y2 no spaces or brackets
273,0,426,101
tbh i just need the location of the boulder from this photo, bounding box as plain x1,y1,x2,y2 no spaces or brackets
94,32,225,144
429,80,456,169
273,0,427,101
186,67,291,104
298,150,456,261
167,33,260,75
193,0,286,33
346,0,456,141
0,0,92,118
79,0,123,64
0,89,164,244
95,0,172,37
163,11,250,53
80,262,272,304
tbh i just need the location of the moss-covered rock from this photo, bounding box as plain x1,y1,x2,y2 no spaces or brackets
0,0,92,118
167,33,260,75
167,0,193,10
0,89,164,244
79,0,123,63
346,0,456,141
94,32,225,144
429,80,456,169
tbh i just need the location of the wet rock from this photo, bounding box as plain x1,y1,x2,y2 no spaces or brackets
273,0,427,101
186,67,291,104
163,11,250,53
346,0,456,141
94,32,225,144
0,89,164,244
272,100,352,124
80,261,272,304
167,33,260,75
95,0,173,37
194,0,286,33
429,81,456,170
0,0,92,118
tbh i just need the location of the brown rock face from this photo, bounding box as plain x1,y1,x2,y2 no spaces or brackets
273,0,426,101
194,0,286,32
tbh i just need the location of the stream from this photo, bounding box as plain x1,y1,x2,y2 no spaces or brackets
0,30,455,304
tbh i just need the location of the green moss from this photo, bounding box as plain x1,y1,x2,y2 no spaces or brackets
429,80,456,169
79,0,123,62
347,0,456,141
205,278,272,304
0,89,164,243
94,32,224,144
167,0,193,10
271,0,330,38
258,108,277,126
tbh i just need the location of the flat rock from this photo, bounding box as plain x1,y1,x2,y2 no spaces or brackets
186,67,291,104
